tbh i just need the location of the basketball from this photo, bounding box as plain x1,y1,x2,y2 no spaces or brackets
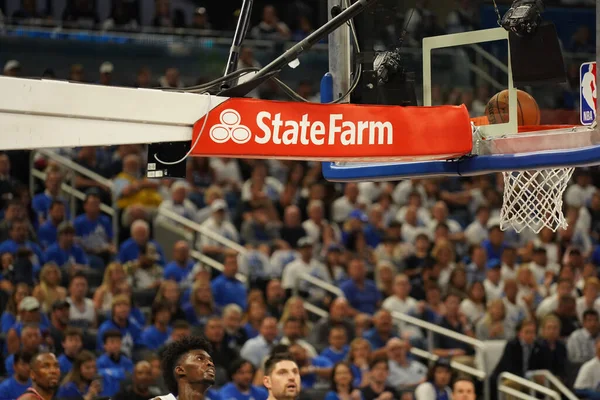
485,89,541,126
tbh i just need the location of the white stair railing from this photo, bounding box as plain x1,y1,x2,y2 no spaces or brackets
498,372,561,400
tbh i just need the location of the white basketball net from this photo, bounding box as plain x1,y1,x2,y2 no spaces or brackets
500,168,575,233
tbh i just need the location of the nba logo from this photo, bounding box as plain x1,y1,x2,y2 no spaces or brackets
580,61,597,126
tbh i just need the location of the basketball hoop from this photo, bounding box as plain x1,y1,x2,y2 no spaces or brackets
499,167,574,233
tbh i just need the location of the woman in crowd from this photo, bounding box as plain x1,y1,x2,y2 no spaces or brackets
57,350,104,400
154,279,186,323
32,263,67,313
1,282,30,333
243,298,267,339
476,298,511,340
414,359,453,400
348,338,372,389
182,279,219,328
92,262,126,315
460,281,487,325
325,362,363,400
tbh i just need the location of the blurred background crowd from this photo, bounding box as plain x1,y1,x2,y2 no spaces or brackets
0,0,598,400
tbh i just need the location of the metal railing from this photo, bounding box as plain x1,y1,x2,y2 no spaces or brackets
390,311,489,400
390,311,483,350
526,370,578,400
410,347,486,380
157,207,247,255
498,372,561,400
294,272,344,298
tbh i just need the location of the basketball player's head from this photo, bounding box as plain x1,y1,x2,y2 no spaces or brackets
30,352,60,392
161,336,215,396
453,377,476,400
263,353,300,400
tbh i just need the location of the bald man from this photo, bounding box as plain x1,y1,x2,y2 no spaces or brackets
17,353,60,400
114,361,158,400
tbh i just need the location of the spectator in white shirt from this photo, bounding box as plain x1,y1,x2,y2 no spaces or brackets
528,247,559,285
464,206,490,246
196,185,226,224
331,183,369,224
197,199,239,258
401,205,429,244
382,274,421,340
427,201,463,242
500,246,519,281
567,310,600,364
241,162,283,203
395,191,431,227
483,259,504,301
573,338,600,398
577,277,600,322
282,237,327,301
386,338,428,390
537,278,575,319
565,169,596,208
155,181,197,227
460,281,486,325
209,158,242,194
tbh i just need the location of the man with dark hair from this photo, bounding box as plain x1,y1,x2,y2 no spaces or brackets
219,358,268,400
263,353,300,400
155,336,215,400
453,377,476,400
0,351,32,399
361,357,398,400
17,353,60,400
114,360,159,400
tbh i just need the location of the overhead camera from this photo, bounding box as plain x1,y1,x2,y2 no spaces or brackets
501,0,544,37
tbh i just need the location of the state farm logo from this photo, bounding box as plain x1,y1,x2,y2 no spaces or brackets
208,109,394,146
209,109,252,144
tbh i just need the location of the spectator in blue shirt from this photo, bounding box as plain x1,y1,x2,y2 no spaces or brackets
44,222,89,271
320,325,350,365
74,192,115,267
163,241,195,284
466,245,487,285
340,259,381,316
57,349,124,399
211,252,247,311
118,219,165,266
362,310,398,356
0,350,32,400
97,329,134,375
37,200,66,250
219,359,268,400
141,302,173,351
481,225,506,261
96,294,142,359
0,219,45,275
32,167,69,225
288,342,333,389
5,323,42,376
58,327,84,376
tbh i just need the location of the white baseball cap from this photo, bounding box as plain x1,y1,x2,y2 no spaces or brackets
3,60,20,73
99,61,114,74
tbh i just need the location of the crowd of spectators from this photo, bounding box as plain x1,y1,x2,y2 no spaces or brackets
0,1,599,400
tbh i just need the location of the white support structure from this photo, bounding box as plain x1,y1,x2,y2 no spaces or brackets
423,27,517,138
0,77,227,150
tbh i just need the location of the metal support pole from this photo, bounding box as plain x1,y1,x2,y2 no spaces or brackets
596,0,600,123
222,0,254,89
328,0,352,103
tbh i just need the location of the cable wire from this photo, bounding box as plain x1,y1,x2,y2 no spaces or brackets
152,91,212,165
